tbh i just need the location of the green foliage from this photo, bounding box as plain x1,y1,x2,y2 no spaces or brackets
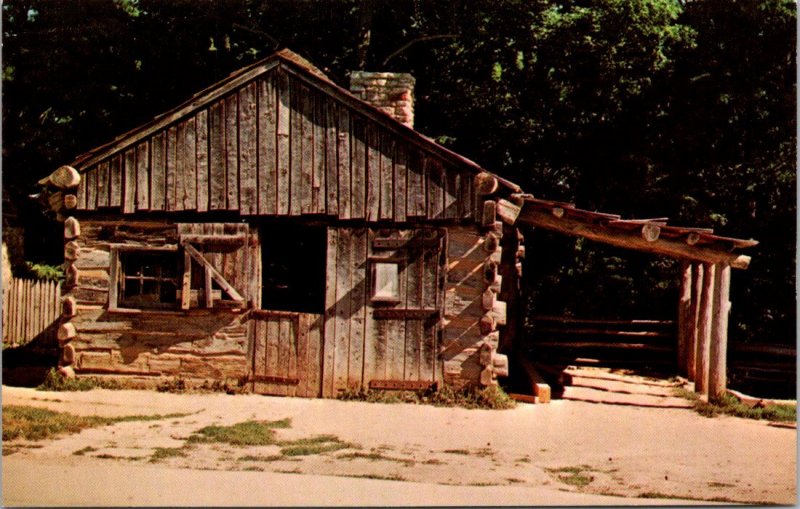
37,368,121,391
23,262,63,282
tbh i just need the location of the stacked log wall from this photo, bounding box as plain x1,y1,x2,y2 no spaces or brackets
66,219,259,382
441,223,509,389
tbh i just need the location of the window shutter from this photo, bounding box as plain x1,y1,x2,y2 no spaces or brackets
177,223,249,309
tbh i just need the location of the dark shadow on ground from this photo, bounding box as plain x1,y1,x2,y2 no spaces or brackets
2,322,60,387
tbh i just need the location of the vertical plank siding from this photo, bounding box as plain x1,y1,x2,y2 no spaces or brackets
136,141,150,211
150,132,166,211
365,124,381,221
208,101,226,210
73,69,475,224
257,75,277,215
2,278,61,346
96,161,110,208
195,109,210,212
224,93,240,210
165,126,178,211
276,71,291,215
183,117,198,211
251,311,323,397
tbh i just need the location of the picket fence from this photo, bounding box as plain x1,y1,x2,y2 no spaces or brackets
2,278,61,346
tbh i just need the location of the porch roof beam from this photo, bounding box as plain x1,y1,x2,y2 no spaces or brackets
518,206,752,269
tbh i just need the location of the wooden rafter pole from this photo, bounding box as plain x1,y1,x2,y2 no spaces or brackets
676,262,692,376
687,262,702,381
518,208,751,269
709,264,732,402
694,262,715,395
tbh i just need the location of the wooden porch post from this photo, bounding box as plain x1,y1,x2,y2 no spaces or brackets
677,262,692,376
709,264,732,402
694,262,715,395
687,262,702,381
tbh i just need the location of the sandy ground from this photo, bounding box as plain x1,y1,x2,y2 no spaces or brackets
2,368,796,506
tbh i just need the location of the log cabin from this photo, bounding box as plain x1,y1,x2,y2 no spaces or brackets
38,49,757,401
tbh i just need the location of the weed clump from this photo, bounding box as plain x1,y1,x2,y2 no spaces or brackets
37,368,120,392
695,394,796,422
675,389,796,422
157,376,247,394
337,384,516,410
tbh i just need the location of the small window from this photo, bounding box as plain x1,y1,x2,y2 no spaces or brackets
261,224,326,314
113,248,179,310
372,261,401,303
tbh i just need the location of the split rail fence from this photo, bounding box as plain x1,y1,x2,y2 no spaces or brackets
2,278,61,346
529,315,677,372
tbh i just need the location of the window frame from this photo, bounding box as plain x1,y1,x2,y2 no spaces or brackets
369,255,405,305
108,245,180,312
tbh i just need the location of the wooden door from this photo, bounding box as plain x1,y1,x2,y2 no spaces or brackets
322,227,446,397
250,310,323,397
365,228,446,390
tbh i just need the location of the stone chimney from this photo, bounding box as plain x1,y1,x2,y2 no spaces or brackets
349,71,415,129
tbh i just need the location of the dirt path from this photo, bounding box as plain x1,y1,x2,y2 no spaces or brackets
2,375,796,506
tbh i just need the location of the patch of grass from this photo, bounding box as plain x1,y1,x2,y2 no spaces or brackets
73,446,98,456
637,491,772,504
637,491,687,500
708,481,736,488
675,390,797,422
150,446,190,462
37,368,121,392
546,466,595,488
422,458,444,465
187,418,292,446
243,465,264,471
2,405,191,442
517,456,531,463
507,478,525,484
673,386,700,401
443,449,471,455
3,443,44,456
337,384,516,410
348,473,406,482
95,453,143,460
279,435,355,456
238,454,284,462
338,451,415,465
